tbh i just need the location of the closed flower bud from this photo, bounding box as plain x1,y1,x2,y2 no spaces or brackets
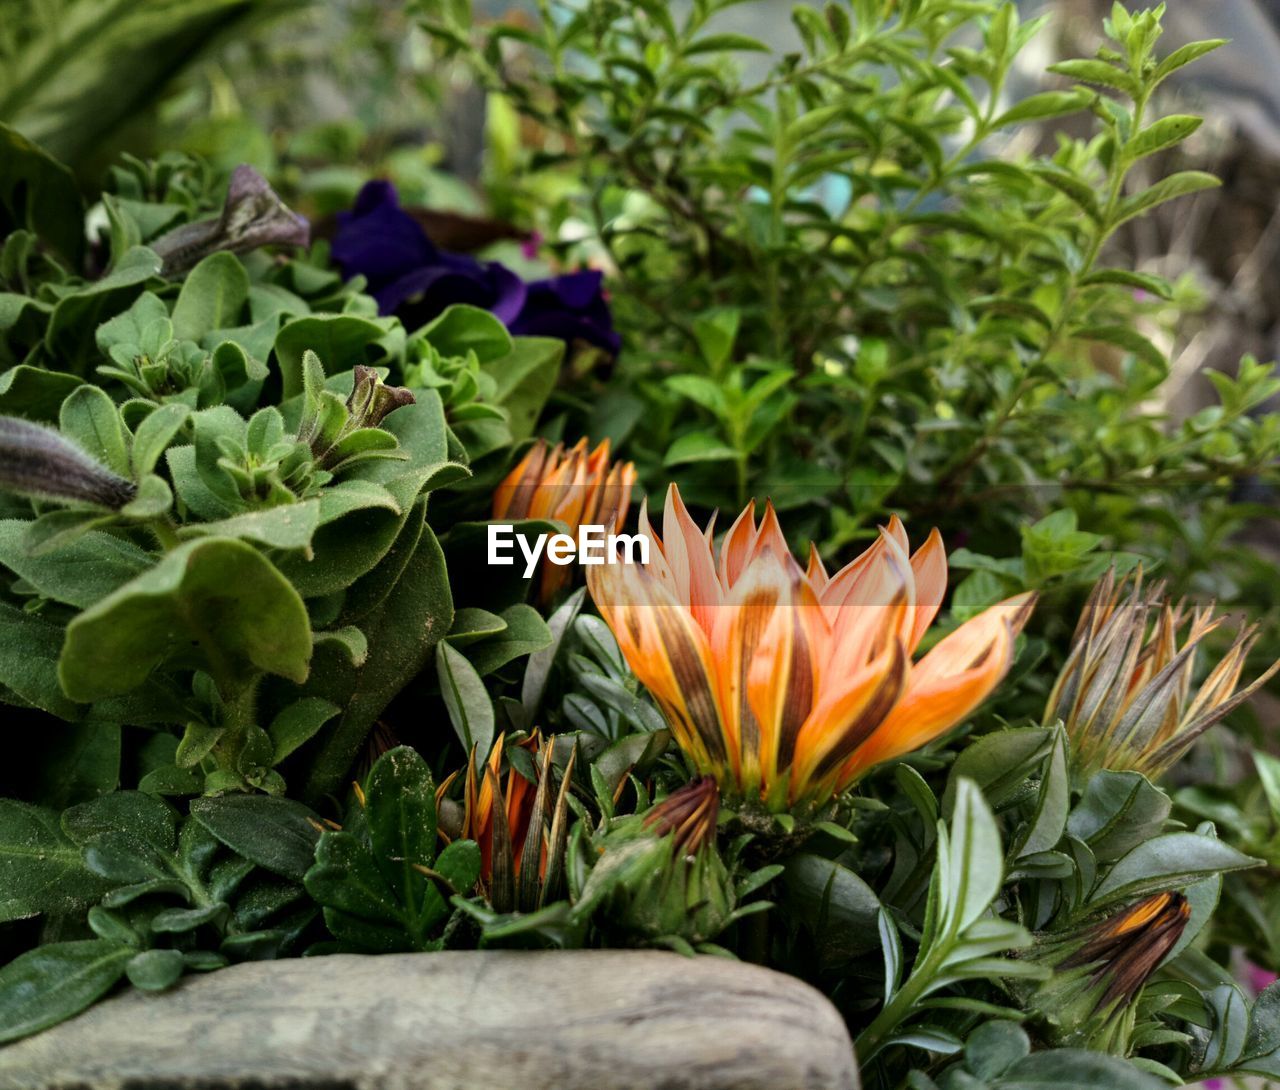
1024,892,1191,1054
1048,568,1280,778
579,778,740,949
0,416,136,510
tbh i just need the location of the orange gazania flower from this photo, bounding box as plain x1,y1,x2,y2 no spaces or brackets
493,436,637,603
587,485,1036,811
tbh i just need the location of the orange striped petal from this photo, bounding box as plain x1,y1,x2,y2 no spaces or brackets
661,483,722,634
740,559,824,797
791,637,907,801
907,528,947,654
837,592,1036,785
587,559,729,774
493,440,549,519
719,499,758,589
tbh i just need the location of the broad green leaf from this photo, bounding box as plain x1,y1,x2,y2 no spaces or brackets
1066,771,1171,862
171,252,250,342
131,403,190,478
481,336,563,442
0,124,83,263
1089,831,1259,907
190,795,321,882
0,520,150,607
0,366,81,422
298,523,452,802
59,536,312,701
0,940,132,1044
0,800,110,924
177,500,322,551
59,385,129,477
275,313,398,398
363,747,439,917
268,697,341,763
44,247,162,374
1124,115,1201,162
664,431,738,466
418,304,512,363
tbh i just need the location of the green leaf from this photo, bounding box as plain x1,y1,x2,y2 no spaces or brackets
464,603,552,676
944,728,1053,813
125,948,185,992
0,601,80,719
1046,59,1138,96
131,403,191,478
0,366,82,423
178,501,322,552
0,940,133,1044
993,91,1091,128
0,123,84,264
419,304,513,362
1089,831,1260,908
1115,171,1219,226
684,32,771,54
59,536,312,702
275,313,397,399
1014,729,1068,858
481,336,564,443
268,697,341,763
941,777,1004,935
171,252,250,341
363,747,442,925
664,431,739,466
966,1021,1030,1079
0,800,109,924
437,639,495,765
1153,39,1227,83
190,795,322,882
0,520,151,608
44,248,162,375
1067,771,1171,862
992,1049,1167,1089
59,385,130,478
298,522,453,802
1078,269,1173,300
1124,115,1201,161
782,853,882,959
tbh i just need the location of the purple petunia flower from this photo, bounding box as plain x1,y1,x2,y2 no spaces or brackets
509,269,621,356
332,181,618,356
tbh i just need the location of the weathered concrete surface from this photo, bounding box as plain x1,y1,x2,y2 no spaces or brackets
0,950,859,1090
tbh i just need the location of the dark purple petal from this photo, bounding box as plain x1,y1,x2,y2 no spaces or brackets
510,270,620,354
332,181,438,295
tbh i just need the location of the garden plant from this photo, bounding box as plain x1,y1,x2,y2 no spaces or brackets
1,1,1280,1087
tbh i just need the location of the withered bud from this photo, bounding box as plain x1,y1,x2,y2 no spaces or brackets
347,365,415,429
0,416,136,509
642,777,720,855
1061,891,1191,1010
152,165,310,277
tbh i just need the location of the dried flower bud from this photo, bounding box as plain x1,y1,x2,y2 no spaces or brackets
0,416,136,509
151,165,310,277
346,365,416,430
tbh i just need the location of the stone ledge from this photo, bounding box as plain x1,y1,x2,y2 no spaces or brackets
0,950,859,1090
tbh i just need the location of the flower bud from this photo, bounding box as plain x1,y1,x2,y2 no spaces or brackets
0,416,136,509
151,165,310,276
